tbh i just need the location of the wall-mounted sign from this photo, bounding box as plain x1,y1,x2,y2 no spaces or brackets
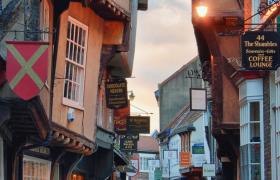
190,88,207,111
192,143,205,154
180,152,191,167
105,79,128,109
154,168,162,180
127,116,150,134
114,105,130,134
120,135,138,152
241,31,280,70
203,164,215,177
6,41,49,100
127,158,139,177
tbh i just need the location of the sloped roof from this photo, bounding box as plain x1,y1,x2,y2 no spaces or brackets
159,56,199,87
137,136,159,153
158,105,202,138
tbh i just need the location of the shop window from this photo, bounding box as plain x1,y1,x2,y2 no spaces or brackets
63,16,88,108
71,173,85,180
140,156,154,172
23,155,51,180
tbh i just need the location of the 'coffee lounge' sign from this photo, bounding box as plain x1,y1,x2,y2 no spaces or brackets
241,31,280,70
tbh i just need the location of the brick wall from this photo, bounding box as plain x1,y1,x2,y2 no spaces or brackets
263,76,271,180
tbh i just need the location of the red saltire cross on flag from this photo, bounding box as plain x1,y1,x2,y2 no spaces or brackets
6,41,49,100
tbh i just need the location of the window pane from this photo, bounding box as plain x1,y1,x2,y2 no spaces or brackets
241,165,249,180
77,47,81,64
79,28,82,45
69,43,73,60
251,164,261,180
23,157,50,180
250,123,260,142
73,45,77,62
240,145,249,166
67,22,71,39
250,102,260,122
250,144,260,163
71,24,75,40
66,41,70,58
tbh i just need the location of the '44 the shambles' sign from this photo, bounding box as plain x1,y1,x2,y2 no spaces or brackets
105,79,128,109
241,31,280,70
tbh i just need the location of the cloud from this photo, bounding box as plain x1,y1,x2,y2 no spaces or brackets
129,0,197,132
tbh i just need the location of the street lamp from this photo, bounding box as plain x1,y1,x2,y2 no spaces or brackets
128,91,135,101
196,3,208,17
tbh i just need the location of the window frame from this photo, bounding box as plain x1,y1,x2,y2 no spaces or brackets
23,155,51,180
62,16,88,110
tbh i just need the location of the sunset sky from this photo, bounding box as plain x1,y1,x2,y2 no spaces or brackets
128,0,198,133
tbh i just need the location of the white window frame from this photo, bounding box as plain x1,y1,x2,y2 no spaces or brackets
23,155,51,180
62,16,88,110
0,136,4,180
139,153,156,173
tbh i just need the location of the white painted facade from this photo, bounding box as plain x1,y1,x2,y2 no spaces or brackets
168,134,181,179
191,114,211,167
160,113,211,179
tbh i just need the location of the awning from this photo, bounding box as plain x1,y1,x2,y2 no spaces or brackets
96,126,115,149
115,164,137,173
114,148,129,166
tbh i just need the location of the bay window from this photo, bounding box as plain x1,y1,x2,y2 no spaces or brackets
239,79,264,180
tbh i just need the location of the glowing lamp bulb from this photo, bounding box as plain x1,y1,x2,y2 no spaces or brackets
196,5,208,17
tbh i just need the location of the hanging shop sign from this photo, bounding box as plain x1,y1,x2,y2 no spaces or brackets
105,78,128,109
127,116,150,134
241,31,280,70
180,152,191,167
6,41,49,100
114,104,130,134
120,135,138,152
190,88,207,111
